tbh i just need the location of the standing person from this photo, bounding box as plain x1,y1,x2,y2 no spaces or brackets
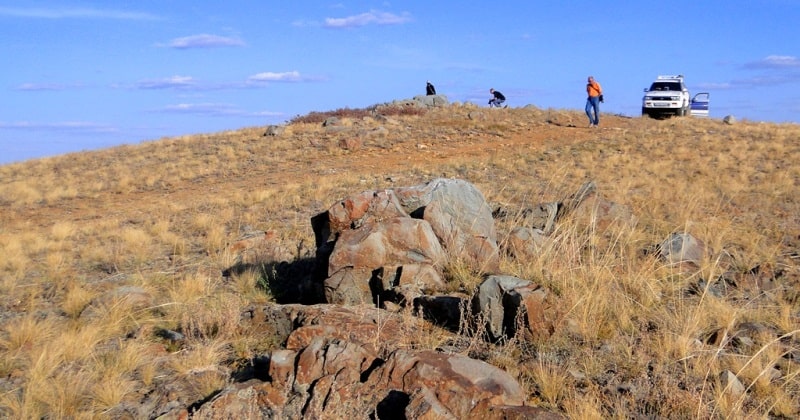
488,88,506,108
426,81,436,95
585,76,603,127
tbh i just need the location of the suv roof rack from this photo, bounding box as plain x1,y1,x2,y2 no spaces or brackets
656,75,684,80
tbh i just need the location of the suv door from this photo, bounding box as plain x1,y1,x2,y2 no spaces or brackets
690,93,710,118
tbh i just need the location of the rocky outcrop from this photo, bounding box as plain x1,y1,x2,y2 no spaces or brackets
193,343,534,419
379,95,450,109
193,303,562,419
195,178,647,417
314,178,500,306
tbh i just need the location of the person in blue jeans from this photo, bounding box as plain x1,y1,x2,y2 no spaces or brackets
488,88,506,108
585,76,603,127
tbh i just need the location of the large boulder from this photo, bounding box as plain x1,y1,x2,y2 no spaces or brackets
312,178,501,306
326,189,409,236
412,94,449,108
325,217,446,305
394,178,500,273
366,349,525,418
328,218,445,272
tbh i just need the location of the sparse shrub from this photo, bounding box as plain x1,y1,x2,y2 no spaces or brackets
289,103,427,124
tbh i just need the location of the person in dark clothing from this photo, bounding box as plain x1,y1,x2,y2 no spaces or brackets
426,81,436,95
488,88,506,107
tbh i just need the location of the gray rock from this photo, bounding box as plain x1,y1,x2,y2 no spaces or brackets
322,116,341,127
412,94,449,108
660,232,705,265
360,126,388,138
263,125,285,136
395,178,500,273
467,111,485,120
719,370,746,396
471,275,551,341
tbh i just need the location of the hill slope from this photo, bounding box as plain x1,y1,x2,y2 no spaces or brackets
0,105,798,418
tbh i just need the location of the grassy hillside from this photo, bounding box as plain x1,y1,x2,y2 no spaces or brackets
0,103,798,418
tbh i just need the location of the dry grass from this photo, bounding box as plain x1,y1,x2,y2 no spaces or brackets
0,104,798,418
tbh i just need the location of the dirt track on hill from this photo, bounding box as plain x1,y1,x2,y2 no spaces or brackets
11,114,635,232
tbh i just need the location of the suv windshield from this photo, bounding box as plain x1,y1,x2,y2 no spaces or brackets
649,82,682,91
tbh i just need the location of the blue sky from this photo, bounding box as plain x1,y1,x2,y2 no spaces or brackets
2,1,799,164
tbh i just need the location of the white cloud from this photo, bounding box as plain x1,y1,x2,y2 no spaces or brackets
248,71,303,83
251,111,285,117
0,7,158,20
155,103,278,118
732,74,800,87
698,74,800,91
15,83,69,91
744,55,800,69
324,10,412,29
0,121,117,133
160,103,232,115
695,82,732,90
135,76,196,90
125,72,322,91
164,34,245,49
291,19,316,28
705,55,800,90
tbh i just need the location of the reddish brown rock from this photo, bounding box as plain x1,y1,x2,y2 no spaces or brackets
324,217,446,304
328,218,445,273
196,303,563,418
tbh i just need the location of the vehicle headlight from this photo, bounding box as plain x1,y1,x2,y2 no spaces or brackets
670,96,679,101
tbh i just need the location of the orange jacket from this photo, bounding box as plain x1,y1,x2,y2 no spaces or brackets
587,81,602,97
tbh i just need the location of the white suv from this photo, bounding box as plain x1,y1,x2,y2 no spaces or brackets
642,75,691,118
